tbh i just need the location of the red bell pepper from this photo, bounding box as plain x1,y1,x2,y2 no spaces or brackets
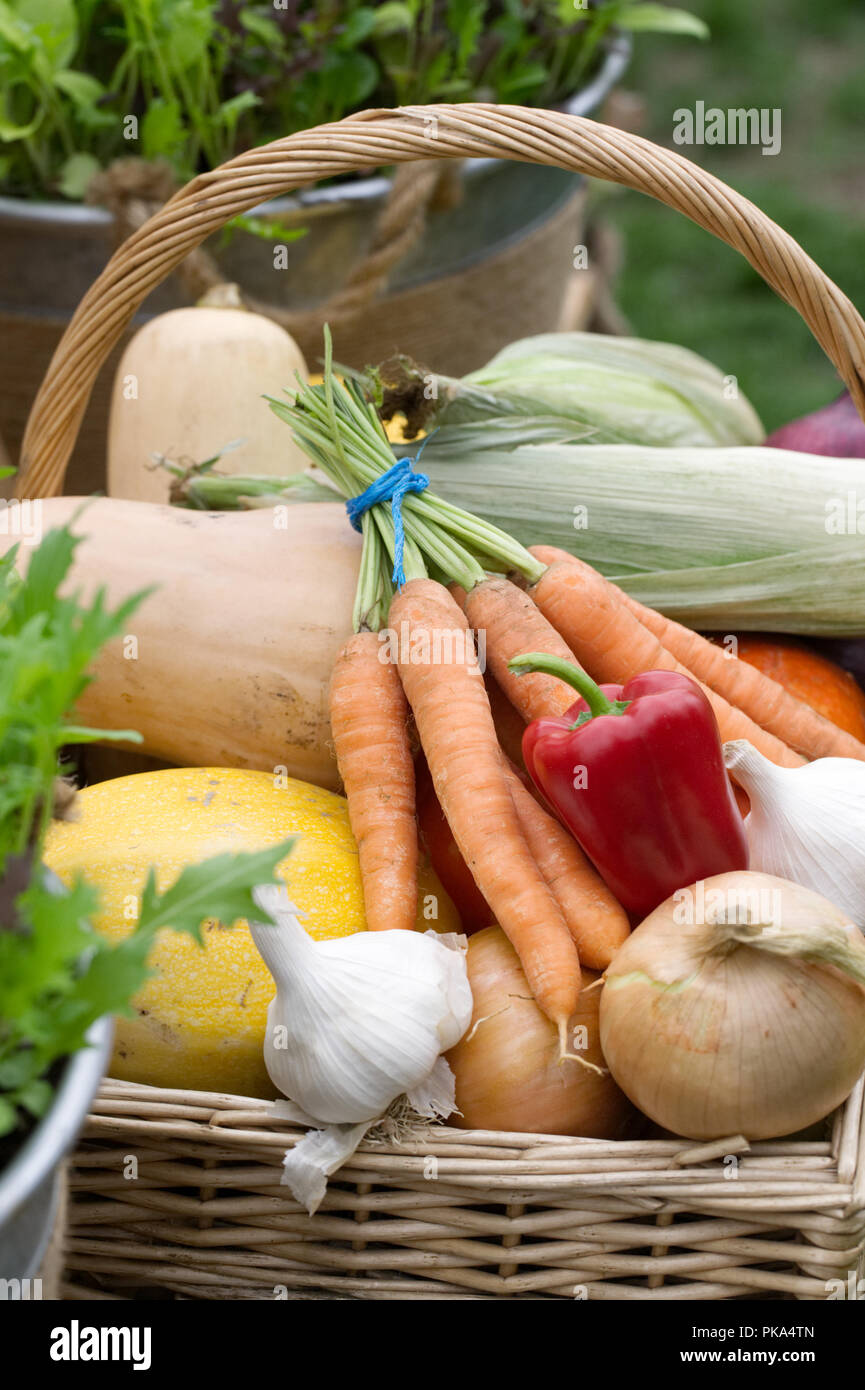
509,653,748,920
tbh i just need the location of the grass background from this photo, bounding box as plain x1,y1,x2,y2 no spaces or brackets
598,0,865,433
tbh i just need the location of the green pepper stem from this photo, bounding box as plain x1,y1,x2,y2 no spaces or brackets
508,652,622,720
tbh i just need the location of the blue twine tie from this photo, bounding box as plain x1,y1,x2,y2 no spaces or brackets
345,448,431,589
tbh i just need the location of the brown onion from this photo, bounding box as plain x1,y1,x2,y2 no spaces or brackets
447,925,635,1137
600,871,865,1141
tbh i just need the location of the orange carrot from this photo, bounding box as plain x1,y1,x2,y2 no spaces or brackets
536,544,865,767
329,631,418,932
389,578,581,1047
621,596,865,763
529,545,589,568
620,596,865,763
502,760,630,970
530,544,865,762
485,671,529,771
464,576,582,722
528,555,804,770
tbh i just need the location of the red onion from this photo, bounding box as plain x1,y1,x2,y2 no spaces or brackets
766,390,865,458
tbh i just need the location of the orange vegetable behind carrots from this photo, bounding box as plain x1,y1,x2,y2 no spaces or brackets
724,635,865,743
602,594,865,763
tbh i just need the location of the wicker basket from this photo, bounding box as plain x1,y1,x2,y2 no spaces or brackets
63,1078,865,1301
17,105,865,1300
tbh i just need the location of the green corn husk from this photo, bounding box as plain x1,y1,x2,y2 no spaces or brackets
375,332,765,448
614,545,865,637
169,438,865,634
419,434,853,569
414,433,865,635
168,390,864,635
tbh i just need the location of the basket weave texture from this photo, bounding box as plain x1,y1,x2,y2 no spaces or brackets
66,1077,865,1301
22,103,865,1300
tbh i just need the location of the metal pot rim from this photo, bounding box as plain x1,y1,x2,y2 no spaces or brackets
0,34,630,231
0,1015,112,1231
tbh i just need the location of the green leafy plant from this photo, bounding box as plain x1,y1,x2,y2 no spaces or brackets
0,0,708,200
0,516,290,1137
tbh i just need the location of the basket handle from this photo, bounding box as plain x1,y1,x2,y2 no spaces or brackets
17,103,865,499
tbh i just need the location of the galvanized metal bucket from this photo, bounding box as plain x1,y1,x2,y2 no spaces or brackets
0,39,629,320
0,1017,112,1287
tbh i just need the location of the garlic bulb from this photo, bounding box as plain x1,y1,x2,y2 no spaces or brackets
724,739,865,927
249,885,472,1124
599,870,865,1140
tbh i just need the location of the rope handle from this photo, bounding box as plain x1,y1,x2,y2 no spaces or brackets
85,155,460,339
17,102,865,499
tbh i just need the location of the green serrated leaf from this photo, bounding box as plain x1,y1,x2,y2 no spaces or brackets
56,150,100,199
0,515,174,1128
216,88,259,137
140,96,186,162
15,1074,53,1118
0,0,32,52
446,0,485,69
155,0,213,70
136,840,294,944
340,7,378,47
9,522,77,624
371,2,414,37
53,69,105,108
323,50,379,110
0,519,150,864
611,4,709,38
14,0,77,71
238,11,281,45
221,211,307,247
0,95,44,143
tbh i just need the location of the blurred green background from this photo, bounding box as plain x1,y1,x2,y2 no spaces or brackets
600,0,865,433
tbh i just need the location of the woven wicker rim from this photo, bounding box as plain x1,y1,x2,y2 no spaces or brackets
17,102,865,499
64,1076,865,1299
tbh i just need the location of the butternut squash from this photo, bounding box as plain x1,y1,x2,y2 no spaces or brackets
107,288,309,504
4,497,359,789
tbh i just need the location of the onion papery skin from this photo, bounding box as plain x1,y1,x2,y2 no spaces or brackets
447,926,636,1137
599,872,865,1141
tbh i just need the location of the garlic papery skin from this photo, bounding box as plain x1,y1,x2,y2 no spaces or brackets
724,739,865,928
599,871,865,1141
249,884,473,1125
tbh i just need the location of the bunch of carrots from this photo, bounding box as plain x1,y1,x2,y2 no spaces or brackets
330,548,865,1058
277,333,865,1057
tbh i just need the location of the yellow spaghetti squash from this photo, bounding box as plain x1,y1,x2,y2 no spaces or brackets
44,767,457,1097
